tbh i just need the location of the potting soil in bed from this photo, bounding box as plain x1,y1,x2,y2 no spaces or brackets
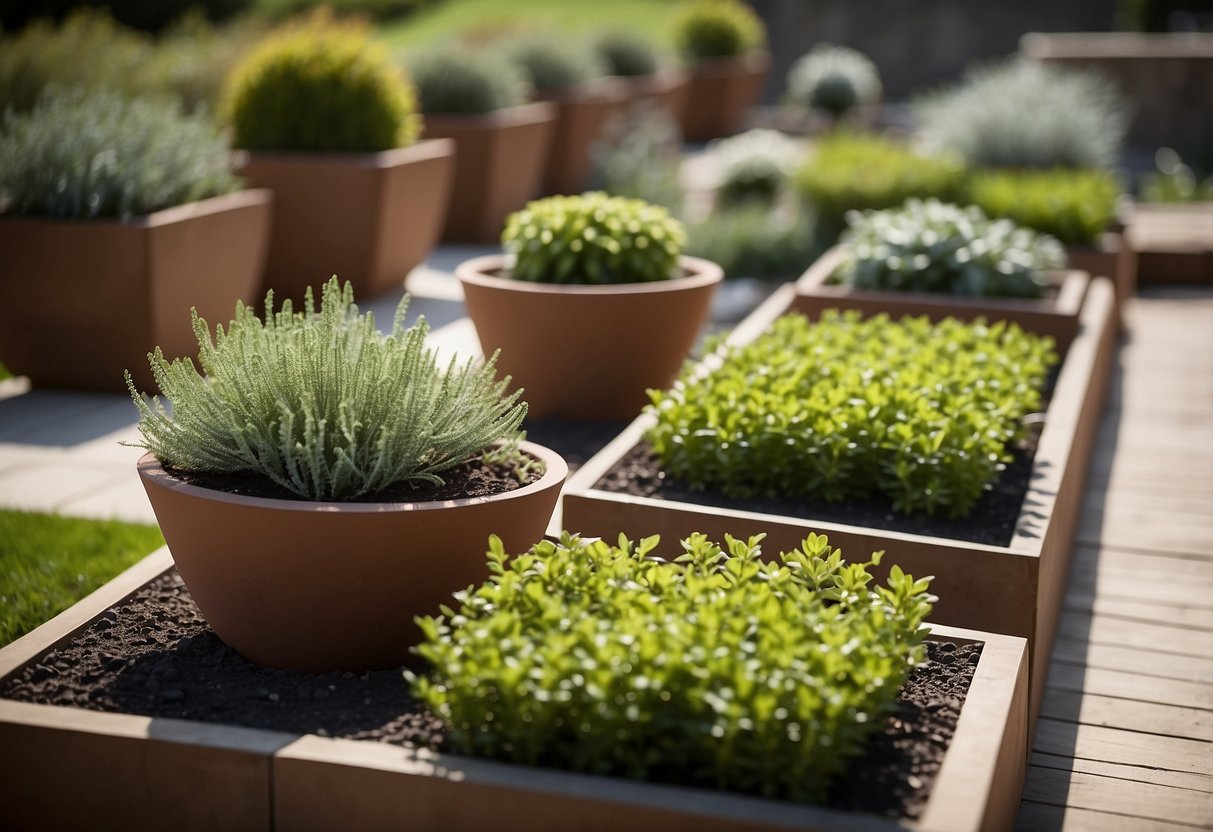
1,569,980,820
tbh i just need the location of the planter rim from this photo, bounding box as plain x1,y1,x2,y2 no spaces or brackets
233,137,454,169
683,50,772,72
136,440,567,515
457,254,724,298
421,100,557,129
532,76,631,105
617,66,691,87
0,188,271,230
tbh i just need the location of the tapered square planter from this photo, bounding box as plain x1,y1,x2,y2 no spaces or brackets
679,51,772,141
0,546,1028,832
623,67,691,123
563,278,1118,730
422,103,556,243
793,247,1092,352
0,190,271,392
237,140,454,303
535,80,631,195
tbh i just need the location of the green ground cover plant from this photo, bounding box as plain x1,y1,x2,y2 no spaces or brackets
127,278,527,501
410,530,934,804
672,0,765,61
647,311,1058,517
966,169,1120,246
838,198,1066,298
0,510,164,647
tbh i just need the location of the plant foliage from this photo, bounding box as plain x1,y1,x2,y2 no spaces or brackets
592,102,686,214
647,311,1057,517
126,277,528,501
687,203,819,280
672,0,765,61
504,35,602,93
786,43,881,119
916,59,1130,170
1139,146,1213,203
408,48,525,115
409,530,934,804
594,31,661,77
503,192,686,284
966,168,1121,246
0,87,238,220
709,128,804,208
838,198,1066,298
223,13,419,152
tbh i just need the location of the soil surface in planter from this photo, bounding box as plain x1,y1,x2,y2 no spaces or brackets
523,418,631,473
1,571,979,821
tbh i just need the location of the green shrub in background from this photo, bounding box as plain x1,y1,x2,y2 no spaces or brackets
255,0,428,22
0,0,250,34
504,34,603,93
593,102,686,213
594,31,661,77
672,0,765,61
0,87,238,219
687,203,818,280
709,128,804,208
143,13,269,112
916,59,1130,171
647,310,1057,517
785,43,881,120
794,133,966,234
410,530,934,804
1139,147,1213,203
127,278,528,501
967,169,1121,246
223,13,419,152
503,192,686,284
408,49,525,115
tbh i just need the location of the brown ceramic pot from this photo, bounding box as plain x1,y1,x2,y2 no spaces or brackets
624,67,691,123
137,442,566,672
422,103,556,243
456,255,723,421
534,79,631,195
0,190,271,392
679,52,772,141
237,140,454,304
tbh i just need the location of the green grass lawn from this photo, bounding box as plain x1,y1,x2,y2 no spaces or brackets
0,510,164,647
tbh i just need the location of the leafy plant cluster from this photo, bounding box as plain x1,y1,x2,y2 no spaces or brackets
126,277,528,501
966,169,1121,246
0,87,238,220
504,35,603,93
786,43,881,120
708,128,805,208
647,310,1058,517
592,103,686,214
407,49,525,115
687,202,820,280
916,59,1131,171
503,192,686,284
222,12,420,152
410,530,934,804
838,198,1066,298
672,0,765,61
1139,146,1213,203
594,31,661,77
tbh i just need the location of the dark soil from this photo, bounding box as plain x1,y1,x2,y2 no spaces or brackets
0,570,978,820
164,454,539,503
522,417,630,473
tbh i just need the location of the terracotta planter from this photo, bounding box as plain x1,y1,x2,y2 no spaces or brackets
0,554,1029,832
456,255,723,421
794,246,1092,353
136,442,567,672
679,51,772,142
422,103,556,243
563,278,1119,732
623,67,690,123
237,140,454,304
0,191,271,392
534,79,631,195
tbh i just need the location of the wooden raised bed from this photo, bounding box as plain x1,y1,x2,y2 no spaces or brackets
0,548,1028,832
563,276,1118,731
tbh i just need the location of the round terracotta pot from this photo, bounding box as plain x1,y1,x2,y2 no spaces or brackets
456,255,723,421
137,442,567,672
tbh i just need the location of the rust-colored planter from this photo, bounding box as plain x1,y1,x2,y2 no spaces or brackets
563,278,1118,732
136,443,566,672
422,103,556,243
623,67,691,123
0,555,1029,832
456,255,723,421
237,140,454,304
679,51,772,142
794,246,1092,352
534,79,631,195
0,190,271,392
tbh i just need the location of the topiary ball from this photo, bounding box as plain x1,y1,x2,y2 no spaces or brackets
503,192,686,284
594,31,661,77
505,36,603,93
672,0,765,62
408,49,526,115
786,44,881,119
222,13,419,153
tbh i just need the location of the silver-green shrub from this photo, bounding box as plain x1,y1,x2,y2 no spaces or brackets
505,35,602,93
708,128,804,207
407,49,526,115
916,59,1130,170
126,278,528,501
592,102,685,213
786,43,881,119
503,192,686,284
838,198,1066,299
0,87,238,220
594,31,661,77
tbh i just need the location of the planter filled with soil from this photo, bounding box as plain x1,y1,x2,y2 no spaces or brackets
563,278,1118,729
0,550,1028,832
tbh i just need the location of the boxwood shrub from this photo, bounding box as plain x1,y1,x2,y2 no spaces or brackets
647,311,1058,517
409,530,935,804
672,0,765,61
966,168,1121,246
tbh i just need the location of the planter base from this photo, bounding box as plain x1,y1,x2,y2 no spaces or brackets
680,52,772,142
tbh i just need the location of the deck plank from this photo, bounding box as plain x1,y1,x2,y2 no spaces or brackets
1040,688,1213,742
1021,766,1213,826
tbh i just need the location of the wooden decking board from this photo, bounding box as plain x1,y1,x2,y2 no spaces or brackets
1016,801,1207,832
1032,719,1212,776
1021,766,1213,826
1056,610,1213,658
1050,639,1213,684
1071,545,1213,579
1061,596,1213,631
1040,688,1213,742
1030,752,1213,793
1044,664,1213,711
